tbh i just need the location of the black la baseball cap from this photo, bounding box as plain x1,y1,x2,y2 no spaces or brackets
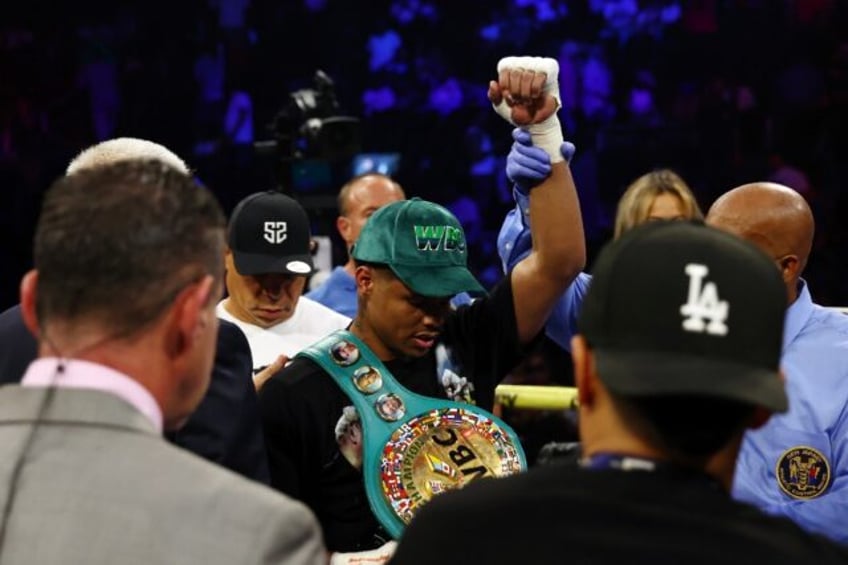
578,220,788,412
227,191,315,276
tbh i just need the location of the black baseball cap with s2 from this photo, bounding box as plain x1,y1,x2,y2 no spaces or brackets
578,221,788,412
227,191,315,276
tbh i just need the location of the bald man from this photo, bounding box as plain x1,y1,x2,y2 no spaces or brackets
706,182,848,544
306,174,405,318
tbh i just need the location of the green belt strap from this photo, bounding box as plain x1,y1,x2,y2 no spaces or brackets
298,329,527,538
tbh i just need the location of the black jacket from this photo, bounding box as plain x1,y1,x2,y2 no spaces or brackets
0,304,270,484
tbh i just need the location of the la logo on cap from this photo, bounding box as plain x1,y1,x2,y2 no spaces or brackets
264,221,287,244
414,225,465,252
680,263,728,336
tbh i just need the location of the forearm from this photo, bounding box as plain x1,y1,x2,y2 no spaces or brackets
527,159,585,283
509,159,584,343
492,56,586,342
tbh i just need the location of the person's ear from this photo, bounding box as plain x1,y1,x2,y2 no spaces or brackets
224,248,235,272
355,265,375,296
337,215,352,246
776,254,800,285
19,270,40,338
167,275,215,359
571,335,596,409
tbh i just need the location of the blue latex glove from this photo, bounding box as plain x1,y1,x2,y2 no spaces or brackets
499,129,577,272
505,128,576,196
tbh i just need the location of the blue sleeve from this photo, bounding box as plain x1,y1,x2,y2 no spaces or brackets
305,268,358,318
496,190,532,274
450,292,473,308
544,273,592,352
775,402,848,544
732,332,848,544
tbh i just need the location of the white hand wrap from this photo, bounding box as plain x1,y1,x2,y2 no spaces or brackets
494,56,564,163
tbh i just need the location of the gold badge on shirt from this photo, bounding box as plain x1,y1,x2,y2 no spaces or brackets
776,446,831,500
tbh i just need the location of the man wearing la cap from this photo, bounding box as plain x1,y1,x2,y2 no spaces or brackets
217,190,350,379
390,221,848,564
258,56,586,552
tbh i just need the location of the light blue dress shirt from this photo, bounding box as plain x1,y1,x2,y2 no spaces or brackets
306,266,358,319
732,280,848,544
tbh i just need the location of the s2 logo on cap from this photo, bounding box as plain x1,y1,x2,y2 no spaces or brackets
263,221,287,244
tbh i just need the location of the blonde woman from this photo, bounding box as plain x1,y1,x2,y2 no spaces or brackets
613,169,703,238
498,134,703,351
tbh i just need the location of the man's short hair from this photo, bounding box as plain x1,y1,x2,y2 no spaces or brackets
66,138,190,175
34,160,225,339
609,394,757,461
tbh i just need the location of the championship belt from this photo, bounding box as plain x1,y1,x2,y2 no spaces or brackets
298,330,527,539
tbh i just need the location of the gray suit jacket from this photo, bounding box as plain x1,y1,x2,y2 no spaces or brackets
0,386,326,564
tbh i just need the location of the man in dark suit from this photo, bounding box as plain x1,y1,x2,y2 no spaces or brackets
0,306,36,382
0,137,269,484
166,317,268,482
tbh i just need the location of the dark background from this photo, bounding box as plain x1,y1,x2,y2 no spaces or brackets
3,0,848,312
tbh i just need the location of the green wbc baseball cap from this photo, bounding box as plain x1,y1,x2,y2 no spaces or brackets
352,198,485,297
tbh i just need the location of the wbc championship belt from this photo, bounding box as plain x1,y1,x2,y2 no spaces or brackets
298,330,526,539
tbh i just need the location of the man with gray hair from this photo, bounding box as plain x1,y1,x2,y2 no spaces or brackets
65,137,190,174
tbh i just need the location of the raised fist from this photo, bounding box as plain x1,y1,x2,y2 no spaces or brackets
489,56,561,127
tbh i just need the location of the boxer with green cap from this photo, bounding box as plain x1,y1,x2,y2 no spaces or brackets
258,55,587,553
351,197,484,299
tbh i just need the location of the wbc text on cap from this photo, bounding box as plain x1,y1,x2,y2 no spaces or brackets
577,220,788,413
227,191,315,276
351,198,485,297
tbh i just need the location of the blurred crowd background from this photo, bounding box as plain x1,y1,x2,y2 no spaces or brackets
3,0,848,314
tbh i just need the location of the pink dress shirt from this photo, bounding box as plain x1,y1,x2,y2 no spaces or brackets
21,358,163,434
